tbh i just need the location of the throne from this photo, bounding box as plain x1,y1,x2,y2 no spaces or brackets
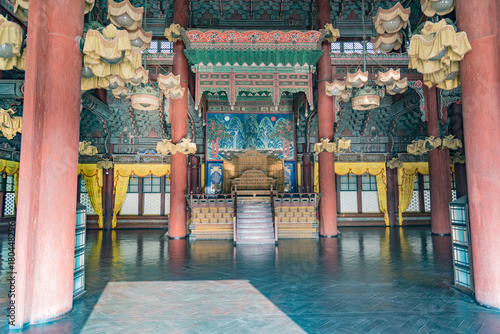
223,150,284,193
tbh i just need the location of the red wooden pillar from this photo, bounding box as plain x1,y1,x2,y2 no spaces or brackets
316,0,337,237
190,155,199,194
449,103,468,198
95,88,107,103
425,86,451,235
169,0,189,239
386,166,398,226
302,153,312,193
11,0,85,328
102,167,114,229
456,0,500,309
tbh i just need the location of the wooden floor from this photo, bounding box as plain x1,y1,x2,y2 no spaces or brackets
2,227,499,333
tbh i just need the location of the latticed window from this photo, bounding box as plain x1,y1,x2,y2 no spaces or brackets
143,176,161,193
413,175,420,190
127,176,139,193
423,175,430,190
361,174,377,191
331,41,376,54
146,40,173,54
340,174,358,191
165,175,170,193
79,176,87,193
5,175,15,192
147,40,158,53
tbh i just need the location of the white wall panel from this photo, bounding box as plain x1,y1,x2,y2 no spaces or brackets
143,193,161,215
424,190,431,212
340,191,358,213
361,191,379,213
164,194,170,215
407,191,420,212
79,193,97,215
120,193,139,215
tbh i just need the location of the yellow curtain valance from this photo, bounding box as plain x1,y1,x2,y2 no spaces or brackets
78,164,103,181
398,162,429,185
114,164,171,178
0,159,19,175
335,162,386,176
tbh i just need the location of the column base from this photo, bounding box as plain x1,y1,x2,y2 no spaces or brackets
165,232,188,240
431,232,451,236
319,234,339,238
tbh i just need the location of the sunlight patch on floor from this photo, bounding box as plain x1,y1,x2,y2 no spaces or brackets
81,280,306,333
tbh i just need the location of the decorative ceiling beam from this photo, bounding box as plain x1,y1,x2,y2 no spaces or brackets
389,91,421,121
81,92,112,120
0,80,24,98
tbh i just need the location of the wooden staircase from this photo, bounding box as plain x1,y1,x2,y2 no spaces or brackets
235,197,276,245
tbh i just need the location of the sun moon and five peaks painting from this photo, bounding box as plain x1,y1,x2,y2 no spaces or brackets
206,113,295,160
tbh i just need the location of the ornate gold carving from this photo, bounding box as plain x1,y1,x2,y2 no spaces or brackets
79,141,98,156
451,153,465,164
387,158,403,169
407,135,462,155
323,23,340,43
314,138,351,154
97,159,113,169
156,138,196,155
164,23,184,42
176,138,197,155
156,139,177,155
0,109,22,140
441,135,463,150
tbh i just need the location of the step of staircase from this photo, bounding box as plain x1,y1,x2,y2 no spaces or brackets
238,226,274,237
237,213,273,219
236,201,275,244
237,198,271,204
236,238,276,245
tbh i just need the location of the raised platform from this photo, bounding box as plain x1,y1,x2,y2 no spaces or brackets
188,193,320,241
87,216,168,229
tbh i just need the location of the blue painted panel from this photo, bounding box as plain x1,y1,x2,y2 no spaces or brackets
206,162,223,194
284,161,296,193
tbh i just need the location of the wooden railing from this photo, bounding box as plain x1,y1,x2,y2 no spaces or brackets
270,185,278,245
233,185,238,246
186,193,234,208
273,192,319,207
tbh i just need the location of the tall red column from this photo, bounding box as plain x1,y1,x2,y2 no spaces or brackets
425,86,451,235
386,166,398,226
316,0,337,237
12,0,85,328
102,167,114,230
169,0,189,239
456,0,500,309
449,103,468,198
302,153,312,193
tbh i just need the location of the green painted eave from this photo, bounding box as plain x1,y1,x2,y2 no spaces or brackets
184,49,323,68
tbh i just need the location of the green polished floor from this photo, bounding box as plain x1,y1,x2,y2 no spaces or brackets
1,227,500,333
